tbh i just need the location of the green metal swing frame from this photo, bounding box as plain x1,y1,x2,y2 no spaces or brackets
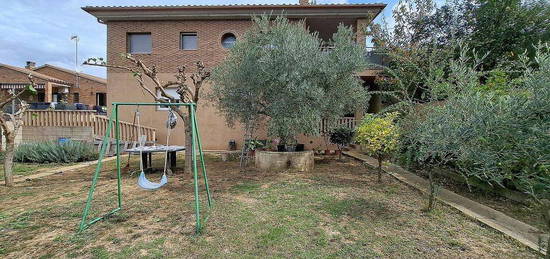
79,102,212,234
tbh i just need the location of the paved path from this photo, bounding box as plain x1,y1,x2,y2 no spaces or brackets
344,150,547,255
13,156,118,183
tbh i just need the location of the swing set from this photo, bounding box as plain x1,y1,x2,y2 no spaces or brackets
79,102,212,234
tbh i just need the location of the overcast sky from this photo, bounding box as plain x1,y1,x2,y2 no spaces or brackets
0,0,398,78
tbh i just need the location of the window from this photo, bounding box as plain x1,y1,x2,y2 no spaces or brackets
221,33,236,48
156,88,181,110
37,92,45,102
96,93,106,106
73,93,80,103
181,32,198,50
127,33,152,54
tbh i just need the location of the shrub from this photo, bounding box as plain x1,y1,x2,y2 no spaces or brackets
15,141,98,163
403,45,550,213
329,126,354,159
355,112,399,182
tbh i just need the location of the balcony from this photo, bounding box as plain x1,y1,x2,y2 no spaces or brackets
365,47,387,69
320,46,387,71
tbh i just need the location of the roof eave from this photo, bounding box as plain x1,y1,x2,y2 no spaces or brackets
83,5,386,22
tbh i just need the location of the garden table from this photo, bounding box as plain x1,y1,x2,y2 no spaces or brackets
125,145,185,171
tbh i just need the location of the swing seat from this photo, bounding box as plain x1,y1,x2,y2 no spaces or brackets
138,171,168,190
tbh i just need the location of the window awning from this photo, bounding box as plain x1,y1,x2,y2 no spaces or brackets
0,83,45,89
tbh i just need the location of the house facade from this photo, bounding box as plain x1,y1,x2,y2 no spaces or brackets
33,64,108,107
83,1,386,150
0,62,107,109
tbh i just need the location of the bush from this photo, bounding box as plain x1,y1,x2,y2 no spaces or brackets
355,112,400,182
329,126,354,159
404,45,550,200
15,141,98,163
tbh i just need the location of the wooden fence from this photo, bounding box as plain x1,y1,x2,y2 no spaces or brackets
22,110,156,142
319,117,357,134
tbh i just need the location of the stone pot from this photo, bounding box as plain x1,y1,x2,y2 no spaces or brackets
255,151,314,172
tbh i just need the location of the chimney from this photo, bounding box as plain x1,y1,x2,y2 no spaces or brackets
25,61,36,70
299,0,310,5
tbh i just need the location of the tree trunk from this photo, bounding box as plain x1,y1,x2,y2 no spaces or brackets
169,107,193,174
427,170,436,211
377,155,382,183
184,123,193,174
3,132,15,187
544,205,550,259
0,128,3,152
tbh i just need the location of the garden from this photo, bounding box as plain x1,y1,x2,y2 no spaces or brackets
1,0,549,257
0,153,538,258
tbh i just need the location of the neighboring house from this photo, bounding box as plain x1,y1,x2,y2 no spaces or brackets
33,63,108,107
0,61,107,109
83,1,386,150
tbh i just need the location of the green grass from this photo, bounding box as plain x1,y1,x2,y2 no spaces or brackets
0,162,62,181
230,181,261,193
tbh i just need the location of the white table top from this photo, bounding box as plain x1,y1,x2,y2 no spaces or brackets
125,145,186,153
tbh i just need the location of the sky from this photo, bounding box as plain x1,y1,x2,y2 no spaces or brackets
0,0,399,78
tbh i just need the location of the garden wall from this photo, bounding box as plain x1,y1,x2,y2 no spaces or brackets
20,126,94,143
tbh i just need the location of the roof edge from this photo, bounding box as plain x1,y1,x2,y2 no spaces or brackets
34,64,107,84
82,3,386,12
0,63,71,85
82,3,386,22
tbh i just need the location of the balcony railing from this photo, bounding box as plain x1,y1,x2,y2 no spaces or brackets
365,47,387,68
320,46,387,68
319,117,357,134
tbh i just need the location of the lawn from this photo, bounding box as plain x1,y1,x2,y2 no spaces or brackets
0,162,68,181
0,154,537,258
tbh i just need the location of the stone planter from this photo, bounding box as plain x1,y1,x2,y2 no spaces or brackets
255,151,314,172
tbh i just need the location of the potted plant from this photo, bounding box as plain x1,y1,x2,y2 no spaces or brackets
329,126,354,160
245,140,264,156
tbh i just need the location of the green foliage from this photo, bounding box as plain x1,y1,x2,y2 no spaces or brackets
355,112,400,159
370,0,550,105
25,84,37,95
329,126,354,149
475,69,512,95
244,139,265,151
211,15,368,143
403,46,550,201
470,0,550,69
14,141,98,163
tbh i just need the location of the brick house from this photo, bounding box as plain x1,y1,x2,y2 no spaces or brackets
33,64,108,107
0,61,107,109
83,1,386,150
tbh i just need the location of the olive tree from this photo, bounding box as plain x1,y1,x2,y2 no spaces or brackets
210,15,368,146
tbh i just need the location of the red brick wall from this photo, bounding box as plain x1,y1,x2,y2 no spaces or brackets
106,20,253,73
34,67,107,106
0,67,50,103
